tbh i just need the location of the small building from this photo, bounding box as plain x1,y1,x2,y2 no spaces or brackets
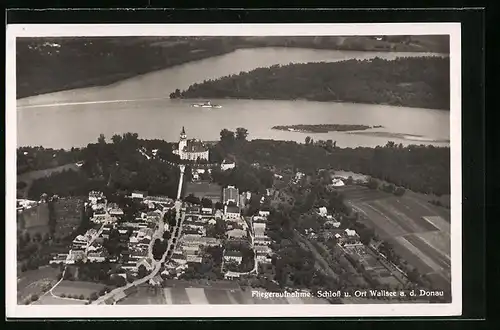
345,229,358,237
227,228,247,239
224,205,240,220
318,207,328,217
331,178,345,187
258,210,270,218
224,271,241,280
131,191,148,199
224,250,243,264
201,207,213,215
221,159,236,171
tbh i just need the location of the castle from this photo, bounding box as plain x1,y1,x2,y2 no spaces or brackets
172,126,209,161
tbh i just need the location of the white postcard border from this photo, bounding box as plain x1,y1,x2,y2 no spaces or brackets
6,22,462,318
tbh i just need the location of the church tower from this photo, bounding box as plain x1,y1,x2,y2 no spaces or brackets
179,126,187,156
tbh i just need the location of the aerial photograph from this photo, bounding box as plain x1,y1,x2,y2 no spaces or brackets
14,33,453,308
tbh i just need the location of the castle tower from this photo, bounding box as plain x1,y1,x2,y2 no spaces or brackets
179,126,187,156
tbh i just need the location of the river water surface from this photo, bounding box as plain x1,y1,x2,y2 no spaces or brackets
16,47,450,149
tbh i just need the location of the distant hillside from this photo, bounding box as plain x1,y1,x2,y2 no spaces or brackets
16,36,449,99
171,56,450,110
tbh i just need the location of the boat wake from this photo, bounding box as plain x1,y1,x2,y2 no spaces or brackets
17,97,170,109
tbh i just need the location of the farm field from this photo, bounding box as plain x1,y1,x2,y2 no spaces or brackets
17,266,61,304
338,185,451,290
33,295,87,305
117,281,329,304
17,163,79,198
52,280,106,299
52,197,85,238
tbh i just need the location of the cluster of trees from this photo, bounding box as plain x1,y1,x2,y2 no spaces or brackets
183,194,214,209
172,57,450,110
27,133,182,200
230,138,449,196
211,165,273,195
102,228,128,257
206,219,227,239
367,178,406,196
17,146,83,175
65,262,111,283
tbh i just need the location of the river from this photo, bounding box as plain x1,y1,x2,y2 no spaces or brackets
16,47,449,149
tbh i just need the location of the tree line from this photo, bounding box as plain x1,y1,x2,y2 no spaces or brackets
220,136,450,196
171,57,450,110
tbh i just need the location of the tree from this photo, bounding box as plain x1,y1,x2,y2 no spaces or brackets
162,230,171,240
236,127,248,141
220,129,235,145
305,136,311,145
30,294,39,302
111,134,123,144
215,201,223,210
184,194,200,205
201,198,213,208
367,178,379,190
138,264,148,279
79,294,85,300
394,187,406,196
346,176,354,185
98,134,106,144
113,275,127,287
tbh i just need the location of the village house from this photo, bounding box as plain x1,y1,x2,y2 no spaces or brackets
220,159,236,171
49,253,69,265
255,245,273,264
224,205,240,220
181,234,220,247
131,190,148,199
171,252,187,265
72,235,89,250
223,250,243,264
258,210,270,218
226,228,247,240
201,207,213,215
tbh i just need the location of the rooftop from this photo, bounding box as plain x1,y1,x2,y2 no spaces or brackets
225,250,243,257
225,205,240,214
183,139,208,153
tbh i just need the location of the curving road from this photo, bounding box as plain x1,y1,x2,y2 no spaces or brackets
92,166,186,305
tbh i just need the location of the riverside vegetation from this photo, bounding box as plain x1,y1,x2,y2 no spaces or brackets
170,57,450,110
17,36,448,99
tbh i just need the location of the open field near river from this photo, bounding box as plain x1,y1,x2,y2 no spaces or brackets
339,185,451,290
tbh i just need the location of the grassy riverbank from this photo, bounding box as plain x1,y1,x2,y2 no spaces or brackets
17,36,449,99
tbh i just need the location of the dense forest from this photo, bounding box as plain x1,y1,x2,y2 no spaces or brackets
171,57,450,110
17,36,448,99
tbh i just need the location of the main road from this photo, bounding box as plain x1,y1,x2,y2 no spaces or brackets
92,166,186,305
